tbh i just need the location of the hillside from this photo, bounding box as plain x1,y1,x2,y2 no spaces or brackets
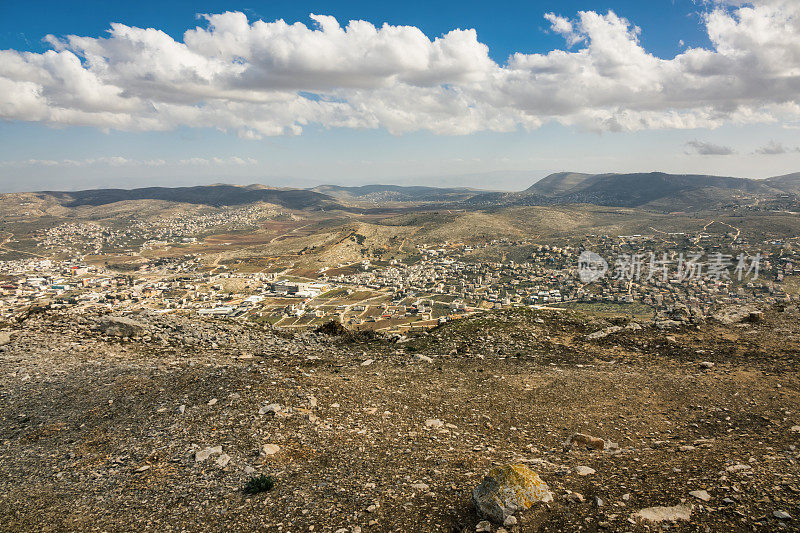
310,184,486,203
2,305,799,531
471,171,788,210
43,184,340,210
523,172,594,196
766,172,800,194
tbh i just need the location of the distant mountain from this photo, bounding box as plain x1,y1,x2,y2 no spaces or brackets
766,172,800,194
523,172,594,196
42,184,340,210
310,184,486,202
3,172,797,218
469,171,787,210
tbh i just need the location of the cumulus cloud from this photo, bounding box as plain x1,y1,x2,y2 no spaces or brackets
754,140,800,154
685,140,736,155
1,3,800,136
0,156,257,167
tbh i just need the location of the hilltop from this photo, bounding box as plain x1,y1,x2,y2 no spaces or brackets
468,172,789,210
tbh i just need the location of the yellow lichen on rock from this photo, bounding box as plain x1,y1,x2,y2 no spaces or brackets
472,463,553,523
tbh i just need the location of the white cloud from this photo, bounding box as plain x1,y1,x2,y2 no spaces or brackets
754,140,800,154
685,140,736,155
0,156,257,167
1,4,800,136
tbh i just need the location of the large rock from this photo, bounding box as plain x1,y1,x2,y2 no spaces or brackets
586,326,622,340
471,464,552,523
96,316,146,338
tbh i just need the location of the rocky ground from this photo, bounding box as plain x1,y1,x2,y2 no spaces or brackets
1,305,799,532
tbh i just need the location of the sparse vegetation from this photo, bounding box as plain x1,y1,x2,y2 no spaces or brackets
243,475,275,494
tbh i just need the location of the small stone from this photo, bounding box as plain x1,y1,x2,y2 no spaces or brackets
195,446,223,462
699,361,715,369
259,403,281,415
564,432,606,450
0,332,11,346
565,491,585,503
215,453,231,467
361,359,374,366
411,483,430,492
425,418,444,429
790,426,800,433
207,398,218,406
261,444,281,456
773,510,792,520
594,496,604,507
475,520,492,532
135,465,151,472
177,404,186,414
503,515,517,526
633,504,693,523
574,466,596,476
689,490,711,502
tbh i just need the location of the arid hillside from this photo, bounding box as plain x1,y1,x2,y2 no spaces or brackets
1,304,799,531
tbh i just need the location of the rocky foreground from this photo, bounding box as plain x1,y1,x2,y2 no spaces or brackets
1,306,799,532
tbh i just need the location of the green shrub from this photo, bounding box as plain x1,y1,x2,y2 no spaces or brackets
244,474,275,494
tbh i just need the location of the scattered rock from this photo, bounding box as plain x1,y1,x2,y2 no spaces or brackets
215,453,231,467
0,332,12,346
425,418,444,429
565,491,585,503
574,466,596,476
699,361,715,370
773,510,792,520
261,444,281,456
633,504,693,523
586,326,622,340
475,520,492,532
471,464,552,523
361,359,374,366
259,403,281,416
95,316,146,338
195,446,223,462
689,490,711,502
564,432,606,450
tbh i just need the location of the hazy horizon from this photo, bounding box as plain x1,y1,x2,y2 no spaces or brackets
3,1,800,191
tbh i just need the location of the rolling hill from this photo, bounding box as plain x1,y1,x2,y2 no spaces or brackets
469,171,788,210
310,184,486,202
42,184,340,210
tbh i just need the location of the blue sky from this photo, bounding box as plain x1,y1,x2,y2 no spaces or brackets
1,0,799,192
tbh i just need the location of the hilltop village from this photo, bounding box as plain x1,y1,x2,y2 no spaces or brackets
1,226,797,330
